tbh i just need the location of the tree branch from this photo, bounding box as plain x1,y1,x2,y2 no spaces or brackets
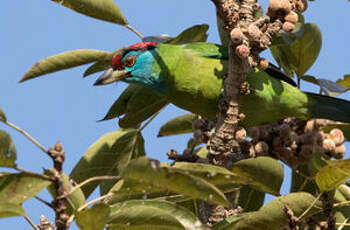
47,142,70,230
4,121,48,154
205,0,305,225
24,215,40,230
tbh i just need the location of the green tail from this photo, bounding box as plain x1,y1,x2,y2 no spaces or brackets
307,93,350,123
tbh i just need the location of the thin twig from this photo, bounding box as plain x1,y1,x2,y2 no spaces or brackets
334,200,350,208
14,167,53,181
34,196,53,208
337,218,349,230
67,193,113,224
297,193,322,221
311,200,350,218
24,215,40,230
297,178,310,192
77,193,112,212
57,176,120,199
5,121,48,154
125,24,144,39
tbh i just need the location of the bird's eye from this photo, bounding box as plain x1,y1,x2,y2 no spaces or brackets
124,56,136,67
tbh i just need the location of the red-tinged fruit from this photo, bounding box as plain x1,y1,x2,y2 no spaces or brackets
268,0,281,12
282,21,295,32
329,128,345,146
235,128,247,142
258,59,269,70
281,0,292,13
236,44,250,58
267,0,291,16
248,24,262,41
284,11,299,24
254,141,269,156
322,139,336,154
334,144,346,159
296,0,308,12
230,28,243,44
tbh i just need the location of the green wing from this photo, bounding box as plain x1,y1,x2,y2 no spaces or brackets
183,42,228,59
183,42,296,86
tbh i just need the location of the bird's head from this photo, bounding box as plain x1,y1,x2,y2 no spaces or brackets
94,42,159,87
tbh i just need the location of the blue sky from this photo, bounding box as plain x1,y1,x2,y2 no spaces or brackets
2,1,350,229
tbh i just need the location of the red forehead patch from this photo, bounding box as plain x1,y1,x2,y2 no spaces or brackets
111,54,123,70
127,42,158,51
111,42,158,70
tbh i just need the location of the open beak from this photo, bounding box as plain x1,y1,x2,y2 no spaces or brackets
94,68,130,86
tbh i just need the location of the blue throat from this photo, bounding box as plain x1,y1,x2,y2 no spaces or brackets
122,49,169,95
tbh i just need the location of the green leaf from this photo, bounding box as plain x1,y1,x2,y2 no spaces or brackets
158,114,196,137
0,173,51,204
333,185,350,230
0,108,6,122
83,61,110,77
231,157,284,195
70,129,145,198
337,74,350,88
83,48,122,78
76,204,110,230
195,146,208,158
300,75,318,85
46,171,85,215
52,0,127,25
118,98,167,128
234,186,265,212
101,84,168,128
121,157,230,207
110,159,278,204
108,179,174,204
166,24,209,45
323,123,350,140
316,159,350,191
101,84,140,121
337,184,350,201
20,49,112,82
290,164,319,194
108,200,204,230
269,46,294,78
173,158,283,195
0,131,17,168
270,23,322,77
0,203,25,218
213,193,322,230
172,162,240,193
271,22,305,46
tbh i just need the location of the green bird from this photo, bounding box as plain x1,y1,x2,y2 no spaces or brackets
94,42,350,127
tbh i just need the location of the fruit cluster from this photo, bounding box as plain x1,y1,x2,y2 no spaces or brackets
267,0,307,32
191,117,345,168
247,119,345,168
